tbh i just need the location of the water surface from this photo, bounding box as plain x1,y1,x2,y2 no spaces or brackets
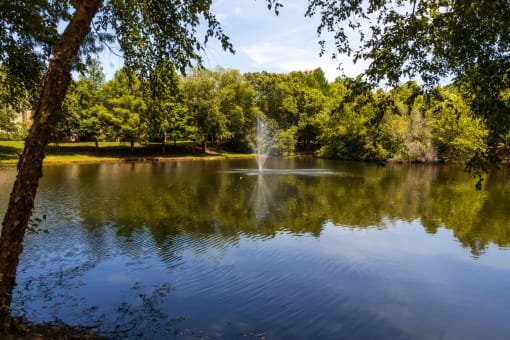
1,158,510,339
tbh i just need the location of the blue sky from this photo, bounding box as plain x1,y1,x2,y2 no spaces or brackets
99,0,369,81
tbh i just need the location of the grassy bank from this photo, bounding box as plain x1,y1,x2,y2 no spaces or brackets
0,141,253,165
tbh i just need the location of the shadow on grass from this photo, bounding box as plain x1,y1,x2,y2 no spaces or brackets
0,145,22,161
46,143,215,159
0,142,250,163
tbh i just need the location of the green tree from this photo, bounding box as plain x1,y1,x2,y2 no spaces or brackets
64,60,109,149
272,126,298,156
146,59,190,152
319,77,382,160
288,69,329,151
103,68,146,152
306,0,509,171
183,68,230,152
381,82,436,162
217,68,261,151
0,0,281,326
428,86,488,162
245,72,298,130
0,66,31,139
247,69,331,153
52,83,80,145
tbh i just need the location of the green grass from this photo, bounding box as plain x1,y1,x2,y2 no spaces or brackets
0,141,254,165
0,141,24,162
43,154,121,163
49,141,150,148
47,141,195,148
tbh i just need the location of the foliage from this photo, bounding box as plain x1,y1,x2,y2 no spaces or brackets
245,69,330,151
63,60,110,146
217,68,261,151
245,71,298,130
304,0,509,170
428,87,488,162
318,77,381,160
305,0,509,85
182,68,228,151
272,126,298,156
146,58,191,149
2,61,493,165
382,82,436,162
0,66,31,140
102,68,146,150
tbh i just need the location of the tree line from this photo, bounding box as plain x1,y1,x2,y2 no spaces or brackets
11,61,487,164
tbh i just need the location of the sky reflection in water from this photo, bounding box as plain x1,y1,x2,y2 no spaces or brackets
1,159,510,339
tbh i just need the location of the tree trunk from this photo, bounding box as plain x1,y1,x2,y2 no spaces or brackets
0,0,102,329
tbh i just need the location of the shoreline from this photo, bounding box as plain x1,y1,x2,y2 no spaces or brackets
1,153,482,167
0,153,259,166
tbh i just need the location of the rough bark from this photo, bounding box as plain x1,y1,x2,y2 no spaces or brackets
0,0,102,330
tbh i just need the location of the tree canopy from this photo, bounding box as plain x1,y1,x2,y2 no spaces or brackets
305,0,509,84
306,0,509,166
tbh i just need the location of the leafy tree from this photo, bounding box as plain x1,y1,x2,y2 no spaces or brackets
103,68,146,152
183,68,230,152
0,104,18,139
245,72,298,130
82,105,114,148
52,84,80,145
399,109,435,162
0,66,32,140
305,0,509,171
288,69,329,151
272,126,298,156
146,58,190,152
319,77,380,160
217,68,261,151
428,86,488,162
0,0,281,326
63,60,108,149
381,82,436,162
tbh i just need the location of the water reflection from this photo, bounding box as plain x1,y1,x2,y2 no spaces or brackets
2,160,510,256
1,161,510,256
1,160,510,338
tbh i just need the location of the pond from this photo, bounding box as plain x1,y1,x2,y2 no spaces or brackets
1,158,510,339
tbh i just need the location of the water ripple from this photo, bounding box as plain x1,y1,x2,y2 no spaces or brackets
223,168,351,176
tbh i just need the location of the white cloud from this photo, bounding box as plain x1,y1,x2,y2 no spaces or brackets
212,0,368,81
198,0,372,82
239,41,367,81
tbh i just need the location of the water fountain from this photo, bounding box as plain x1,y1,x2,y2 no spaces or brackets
252,116,272,172
226,115,339,176
223,115,345,225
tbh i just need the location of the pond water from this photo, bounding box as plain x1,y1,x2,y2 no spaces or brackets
1,158,510,339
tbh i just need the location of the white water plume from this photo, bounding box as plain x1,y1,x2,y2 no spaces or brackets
252,116,272,172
